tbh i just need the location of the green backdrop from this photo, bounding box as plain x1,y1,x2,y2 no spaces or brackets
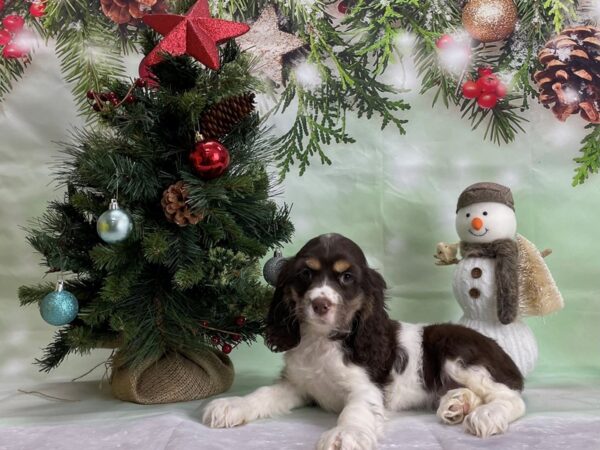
1,48,598,386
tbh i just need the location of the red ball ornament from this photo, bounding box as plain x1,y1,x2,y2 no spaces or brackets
462,80,481,99
189,140,231,180
211,335,221,345
29,1,46,18
2,42,26,59
477,67,493,77
222,343,233,354
2,15,25,33
337,0,348,14
0,29,11,46
495,82,508,98
235,315,246,327
477,93,498,109
435,34,454,49
476,74,499,94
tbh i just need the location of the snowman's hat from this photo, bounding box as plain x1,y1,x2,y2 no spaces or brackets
456,182,514,212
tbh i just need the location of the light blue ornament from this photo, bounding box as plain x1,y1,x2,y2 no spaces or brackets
40,280,79,326
97,198,133,244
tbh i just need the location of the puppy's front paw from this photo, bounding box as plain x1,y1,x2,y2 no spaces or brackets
316,426,377,450
463,404,509,438
202,397,251,428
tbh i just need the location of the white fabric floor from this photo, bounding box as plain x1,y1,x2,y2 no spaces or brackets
1,375,599,450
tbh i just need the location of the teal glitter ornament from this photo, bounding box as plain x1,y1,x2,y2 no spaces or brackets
40,280,79,326
97,198,133,244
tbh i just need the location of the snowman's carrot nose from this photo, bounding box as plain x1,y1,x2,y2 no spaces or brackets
471,217,484,230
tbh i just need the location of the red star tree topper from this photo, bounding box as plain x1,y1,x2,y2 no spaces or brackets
141,0,249,71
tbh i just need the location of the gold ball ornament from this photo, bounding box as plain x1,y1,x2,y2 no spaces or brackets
462,0,518,43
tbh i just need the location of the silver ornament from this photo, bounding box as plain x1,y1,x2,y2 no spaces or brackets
263,249,288,286
40,280,79,326
97,199,133,244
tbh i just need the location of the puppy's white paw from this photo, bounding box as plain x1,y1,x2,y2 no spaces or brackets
437,388,482,425
202,397,252,428
316,426,377,450
463,404,509,438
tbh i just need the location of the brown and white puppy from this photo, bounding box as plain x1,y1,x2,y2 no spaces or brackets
203,233,525,449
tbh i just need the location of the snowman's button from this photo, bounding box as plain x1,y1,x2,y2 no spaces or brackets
471,268,482,279
469,288,481,299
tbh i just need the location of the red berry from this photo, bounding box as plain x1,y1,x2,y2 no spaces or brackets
222,344,233,354
337,0,348,13
477,67,493,77
477,93,498,109
211,335,221,345
2,15,24,33
476,75,499,94
92,102,101,112
86,90,95,99
495,82,508,98
435,34,454,49
125,94,135,104
0,29,11,46
135,78,147,88
29,2,46,18
462,80,481,99
2,42,26,59
200,320,209,327
0,0,5,12
98,93,109,101
232,334,242,341
235,316,246,327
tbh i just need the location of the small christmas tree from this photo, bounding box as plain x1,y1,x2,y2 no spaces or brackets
17,39,294,403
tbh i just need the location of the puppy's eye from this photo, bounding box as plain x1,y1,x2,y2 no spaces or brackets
298,268,312,282
339,272,354,286
483,211,488,216
466,213,471,218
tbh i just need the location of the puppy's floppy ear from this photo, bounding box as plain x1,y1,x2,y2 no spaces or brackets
366,268,387,303
343,268,399,384
265,259,300,352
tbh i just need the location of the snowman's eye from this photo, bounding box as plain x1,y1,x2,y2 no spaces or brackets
466,213,471,218
483,211,488,216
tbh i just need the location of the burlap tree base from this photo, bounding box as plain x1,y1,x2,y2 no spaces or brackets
110,348,234,404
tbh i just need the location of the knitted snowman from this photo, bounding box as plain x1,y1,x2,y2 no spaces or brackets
436,182,564,377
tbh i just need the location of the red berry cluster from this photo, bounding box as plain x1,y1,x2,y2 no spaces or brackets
87,79,146,111
201,315,246,355
0,2,45,59
461,67,508,109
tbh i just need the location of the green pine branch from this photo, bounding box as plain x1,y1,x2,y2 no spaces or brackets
573,125,600,186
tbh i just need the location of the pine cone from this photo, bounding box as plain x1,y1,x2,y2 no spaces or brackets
100,0,167,24
161,181,204,227
534,26,600,123
200,93,256,139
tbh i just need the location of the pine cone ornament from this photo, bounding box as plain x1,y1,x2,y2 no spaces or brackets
161,181,204,227
200,93,256,139
100,0,167,24
535,26,600,123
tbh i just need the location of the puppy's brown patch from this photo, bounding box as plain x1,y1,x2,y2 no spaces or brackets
333,260,351,273
305,258,321,270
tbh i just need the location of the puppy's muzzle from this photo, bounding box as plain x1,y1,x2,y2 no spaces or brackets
311,297,332,316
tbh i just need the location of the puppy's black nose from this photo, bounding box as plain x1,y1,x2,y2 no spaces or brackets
312,297,332,316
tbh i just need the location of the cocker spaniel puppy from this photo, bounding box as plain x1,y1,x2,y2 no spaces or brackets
203,233,525,449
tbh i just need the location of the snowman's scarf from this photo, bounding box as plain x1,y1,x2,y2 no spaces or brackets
460,239,519,325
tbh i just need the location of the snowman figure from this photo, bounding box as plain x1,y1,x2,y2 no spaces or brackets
436,182,563,377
